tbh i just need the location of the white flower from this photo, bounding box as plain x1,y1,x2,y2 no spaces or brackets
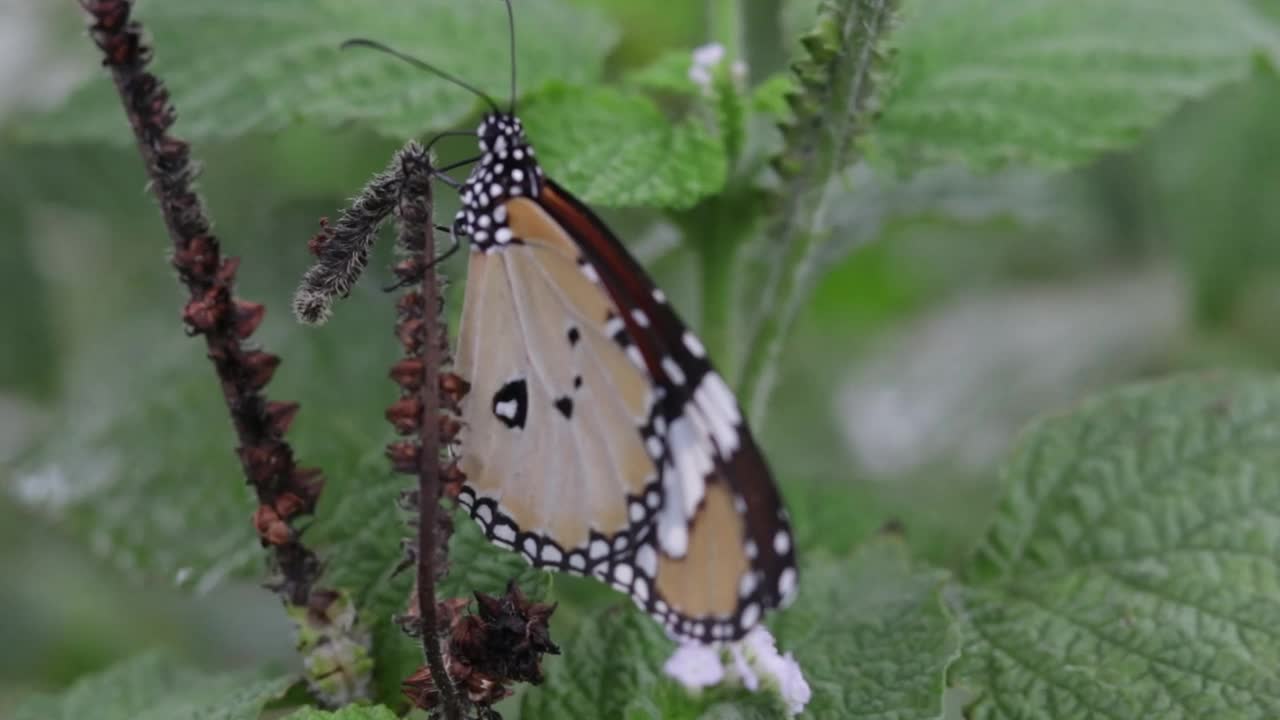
692,42,726,68
730,627,811,716
688,42,751,92
663,642,725,690
663,627,811,717
688,42,727,89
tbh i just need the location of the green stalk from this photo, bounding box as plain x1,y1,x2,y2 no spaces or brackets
690,0,746,371
708,0,743,60
738,0,898,428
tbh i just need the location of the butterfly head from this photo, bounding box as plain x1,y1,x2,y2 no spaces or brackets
457,113,544,247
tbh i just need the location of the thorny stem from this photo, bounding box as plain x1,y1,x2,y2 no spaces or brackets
394,145,462,720
80,0,323,603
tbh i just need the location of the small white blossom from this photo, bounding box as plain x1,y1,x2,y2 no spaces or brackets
728,643,759,690
663,643,724,690
663,627,810,717
689,42,728,90
692,42,726,68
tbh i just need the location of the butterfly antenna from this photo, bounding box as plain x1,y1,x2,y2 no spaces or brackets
341,38,500,114
501,0,517,112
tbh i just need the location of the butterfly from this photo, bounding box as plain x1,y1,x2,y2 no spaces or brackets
354,1,796,644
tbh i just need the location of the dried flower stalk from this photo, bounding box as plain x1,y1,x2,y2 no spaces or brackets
81,0,323,604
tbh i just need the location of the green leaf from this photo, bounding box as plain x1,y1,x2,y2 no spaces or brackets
524,540,959,719
10,651,292,720
23,0,617,143
316,492,550,704
521,604,671,719
440,508,554,601
0,173,57,399
873,0,1280,171
1143,72,1280,328
711,67,747,168
627,49,702,95
951,373,1280,718
819,161,1094,268
749,73,795,117
520,84,728,209
285,706,400,720
774,540,960,720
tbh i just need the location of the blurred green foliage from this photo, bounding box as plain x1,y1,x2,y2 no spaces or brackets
3,0,1280,717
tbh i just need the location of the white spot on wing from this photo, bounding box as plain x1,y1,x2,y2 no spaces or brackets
634,576,650,603
613,564,634,585
604,314,625,336
495,399,518,420
636,544,658,577
683,331,706,358
668,416,711,517
774,529,791,555
661,356,687,386
740,602,760,630
694,376,739,456
590,539,609,559
779,567,797,602
659,518,688,557
494,523,516,544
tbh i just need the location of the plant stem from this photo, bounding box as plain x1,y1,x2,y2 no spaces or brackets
395,146,462,720
694,0,747,376
81,0,323,605
708,0,743,59
738,0,897,428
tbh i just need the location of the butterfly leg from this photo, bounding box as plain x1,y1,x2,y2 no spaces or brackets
424,220,464,270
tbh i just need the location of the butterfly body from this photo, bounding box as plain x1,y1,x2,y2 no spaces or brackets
452,113,797,644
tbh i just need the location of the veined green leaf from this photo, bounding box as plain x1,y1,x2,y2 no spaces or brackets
774,540,960,720
873,0,1280,170
520,603,675,720
521,84,728,209
10,651,292,720
952,373,1280,718
22,0,617,143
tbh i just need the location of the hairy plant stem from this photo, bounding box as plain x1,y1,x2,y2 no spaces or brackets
395,147,462,720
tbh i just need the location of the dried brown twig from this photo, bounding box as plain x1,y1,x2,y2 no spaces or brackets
389,143,466,720
81,0,323,604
